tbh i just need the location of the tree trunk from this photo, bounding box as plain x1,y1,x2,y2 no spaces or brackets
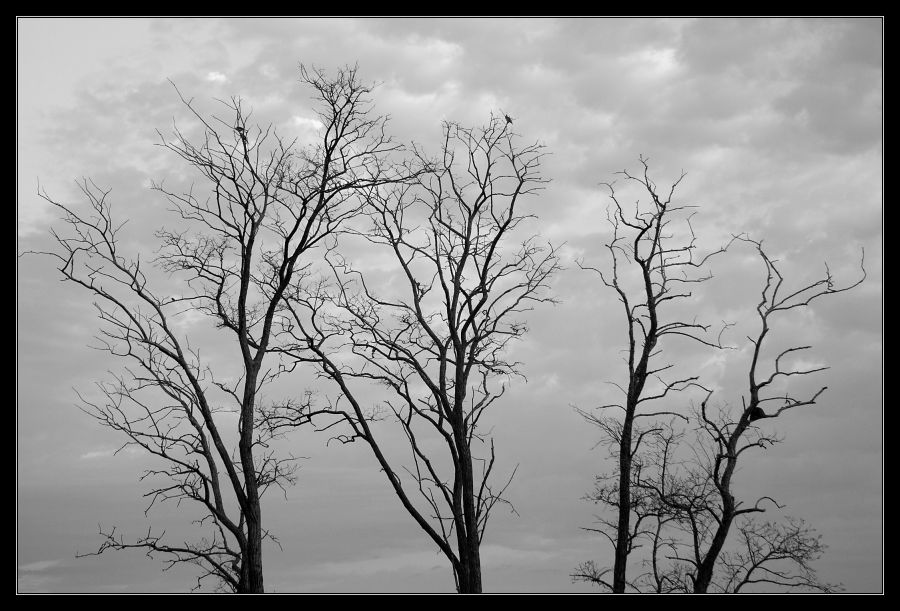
694,427,740,593
238,368,264,593
612,417,633,593
457,549,482,593
241,511,265,593
456,438,483,593
693,511,733,593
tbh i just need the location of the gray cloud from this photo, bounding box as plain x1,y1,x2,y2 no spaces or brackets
18,17,881,593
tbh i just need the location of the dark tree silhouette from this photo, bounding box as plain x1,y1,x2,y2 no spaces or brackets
36,65,409,592
575,227,862,593
575,157,728,592
662,236,862,593
266,114,559,592
719,517,841,593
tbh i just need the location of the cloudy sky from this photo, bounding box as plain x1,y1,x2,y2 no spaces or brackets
17,18,882,593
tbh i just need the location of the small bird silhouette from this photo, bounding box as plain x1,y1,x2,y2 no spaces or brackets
747,406,766,422
504,114,513,125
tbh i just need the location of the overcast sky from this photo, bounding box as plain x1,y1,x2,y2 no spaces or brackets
17,17,882,593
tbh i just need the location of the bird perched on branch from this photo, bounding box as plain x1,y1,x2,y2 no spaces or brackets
747,406,766,422
504,114,513,125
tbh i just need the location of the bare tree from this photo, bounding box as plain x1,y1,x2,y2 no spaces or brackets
577,233,862,593
267,115,559,592
719,517,841,593
35,65,407,592
652,236,862,592
622,422,845,593
573,420,694,593
575,157,728,592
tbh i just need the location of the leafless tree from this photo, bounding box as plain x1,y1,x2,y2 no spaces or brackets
718,517,840,593
577,234,862,593
655,236,862,592
575,157,729,592
573,420,695,593
266,115,560,592
35,65,408,592
622,423,845,593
